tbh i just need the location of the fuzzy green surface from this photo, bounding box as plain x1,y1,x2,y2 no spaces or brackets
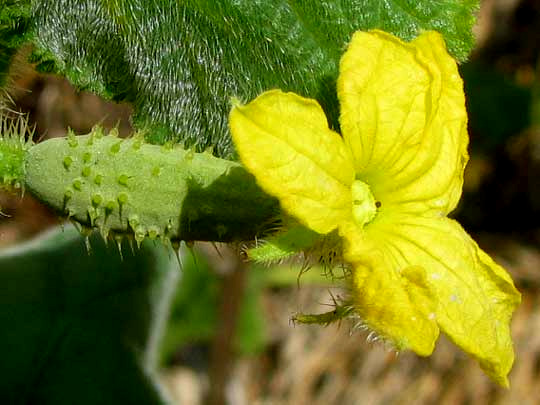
0,129,29,189
249,225,320,263
24,0,478,157
24,130,278,242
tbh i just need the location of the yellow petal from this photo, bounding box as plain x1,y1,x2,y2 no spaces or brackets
229,90,355,234
345,214,520,386
340,221,439,356
338,30,468,217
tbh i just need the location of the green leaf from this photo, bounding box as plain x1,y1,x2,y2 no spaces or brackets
0,225,178,404
20,0,477,157
0,0,32,89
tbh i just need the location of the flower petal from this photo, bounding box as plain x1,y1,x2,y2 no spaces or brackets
340,221,439,356
229,90,355,234
338,30,468,217
344,214,520,386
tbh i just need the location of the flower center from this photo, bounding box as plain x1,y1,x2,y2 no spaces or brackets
351,180,377,228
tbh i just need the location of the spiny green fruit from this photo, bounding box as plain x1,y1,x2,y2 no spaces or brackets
18,126,278,243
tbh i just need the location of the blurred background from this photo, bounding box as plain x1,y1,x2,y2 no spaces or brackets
1,0,540,403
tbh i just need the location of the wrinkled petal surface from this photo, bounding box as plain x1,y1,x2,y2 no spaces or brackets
341,216,520,386
339,221,439,356
338,30,468,217
229,90,355,234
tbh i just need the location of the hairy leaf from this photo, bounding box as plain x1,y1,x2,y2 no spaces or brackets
20,0,478,157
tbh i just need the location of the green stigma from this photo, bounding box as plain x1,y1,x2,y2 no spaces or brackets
351,180,377,228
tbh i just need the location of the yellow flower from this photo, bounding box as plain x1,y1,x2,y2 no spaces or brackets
229,30,520,386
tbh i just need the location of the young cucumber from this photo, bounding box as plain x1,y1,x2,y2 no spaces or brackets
24,128,277,243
